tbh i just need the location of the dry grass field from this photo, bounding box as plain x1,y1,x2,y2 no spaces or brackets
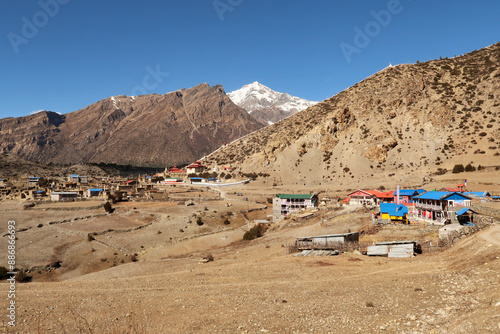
0,173,499,333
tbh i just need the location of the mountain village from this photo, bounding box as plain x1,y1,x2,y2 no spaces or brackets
1,41,499,333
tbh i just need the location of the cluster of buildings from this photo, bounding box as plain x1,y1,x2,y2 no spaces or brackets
164,161,234,184
0,174,164,202
271,182,498,226
343,186,496,226
0,160,236,203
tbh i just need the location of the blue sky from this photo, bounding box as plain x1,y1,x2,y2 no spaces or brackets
1,0,499,118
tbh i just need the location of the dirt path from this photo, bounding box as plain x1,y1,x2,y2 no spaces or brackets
477,223,500,247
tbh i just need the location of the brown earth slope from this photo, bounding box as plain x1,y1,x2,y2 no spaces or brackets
204,43,500,189
0,83,265,167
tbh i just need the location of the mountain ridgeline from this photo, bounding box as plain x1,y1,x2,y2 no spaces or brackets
204,43,500,187
0,83,265,167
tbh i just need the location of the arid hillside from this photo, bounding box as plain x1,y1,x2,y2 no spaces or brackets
0,84,265,167
204,43,500,188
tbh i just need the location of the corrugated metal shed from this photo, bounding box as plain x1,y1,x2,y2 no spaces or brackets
367,245,389,256
388,244,414,258
367,241,417,257
296,232,360,250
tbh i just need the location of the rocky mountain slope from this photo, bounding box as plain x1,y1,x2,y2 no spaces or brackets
0,84,265,167
228,82,317,125
205,43,500,188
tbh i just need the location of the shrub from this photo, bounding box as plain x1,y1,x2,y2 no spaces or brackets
243,224,266,240
196,217,204,226
23,203,35,210
104,202,113,213
464,164,476,172
452,164,465,173
223,219,230,225
87,234,95,242
15,271,32,283
37,177,51,188
0,266,9,280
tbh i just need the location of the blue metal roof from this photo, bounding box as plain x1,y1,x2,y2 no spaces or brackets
189,177,203,180
415,191,451,200
392,189,419,196
89,188,103,192
456,208,470,215
69,174,79,177
380,203,408,217
415,191,470,201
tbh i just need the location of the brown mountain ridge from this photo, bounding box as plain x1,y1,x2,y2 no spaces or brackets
0,83,265,167
203,42,500,188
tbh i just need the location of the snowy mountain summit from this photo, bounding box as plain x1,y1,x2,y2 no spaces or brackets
228,82,317,125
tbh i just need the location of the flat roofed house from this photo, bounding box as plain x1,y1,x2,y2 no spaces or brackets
273,194,318,222
189,177,204,183
86,188,103,198
68,175,88,184
51,191,78,202
29,177,40,184
164,178,184,184
68,175,79,183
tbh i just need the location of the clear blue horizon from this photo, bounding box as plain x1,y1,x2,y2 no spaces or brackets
1,0,499,118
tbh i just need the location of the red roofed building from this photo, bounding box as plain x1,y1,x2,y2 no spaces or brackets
345,189,395,206
186,161,206,175
345,190,378,206
168,166,187,173
377,191,395,203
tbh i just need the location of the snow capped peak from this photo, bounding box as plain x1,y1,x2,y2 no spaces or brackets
248,81,264,88
228,82,318,122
